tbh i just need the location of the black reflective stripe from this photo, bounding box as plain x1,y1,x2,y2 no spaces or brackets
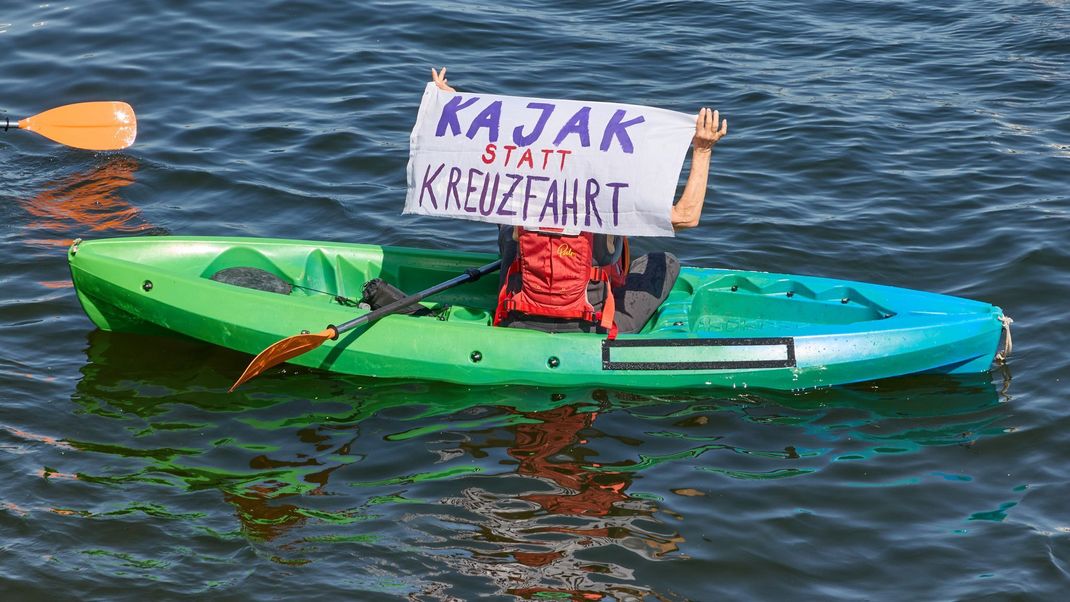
601,337,797,371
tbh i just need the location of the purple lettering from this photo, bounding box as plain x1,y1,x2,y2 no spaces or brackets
419,163,445,209
553,106,592,148
584,178,602,227
435,96,480,137
524,175,549,220
445,167,462,210
599,109,645,153
562,178,577,226
464,168,484,213
512,102,556,146
570,179,579,223
497,173,524,216
539,180,559,223
465,100,502,142
605,182,629,227
479,173,499,216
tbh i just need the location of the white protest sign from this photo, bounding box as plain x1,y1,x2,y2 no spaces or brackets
405,83,694,237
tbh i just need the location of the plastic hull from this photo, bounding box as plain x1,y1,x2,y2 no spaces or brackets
68,236,1006,390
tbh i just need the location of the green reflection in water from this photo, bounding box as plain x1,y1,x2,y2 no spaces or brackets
933,472,972,482
349,466,483,488
645,430,725,442
969,501,1017,522
65,439,200,462
99,502,207,520
301,533,378,544
368,494,416,506
587,442,823,474
588,443,728,472
81,549,167,570
133,422,209,437
386,416,542,441
60,329,1012,597
697,467,816,480
844,477,924,488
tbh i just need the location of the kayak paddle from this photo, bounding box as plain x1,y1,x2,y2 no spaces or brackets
3,101,137,150
229,258,503,391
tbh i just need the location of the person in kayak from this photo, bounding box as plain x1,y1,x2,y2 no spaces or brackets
431,68,728,335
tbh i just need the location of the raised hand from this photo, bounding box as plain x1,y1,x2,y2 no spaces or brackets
431,67,456,93
693,107,727,153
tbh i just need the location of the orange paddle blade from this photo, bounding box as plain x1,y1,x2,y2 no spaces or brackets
19,101,137,150
229,327,336,392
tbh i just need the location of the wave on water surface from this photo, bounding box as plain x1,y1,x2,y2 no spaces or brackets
0,0,1068,599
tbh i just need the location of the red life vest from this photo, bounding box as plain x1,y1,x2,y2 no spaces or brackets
494,227,628,337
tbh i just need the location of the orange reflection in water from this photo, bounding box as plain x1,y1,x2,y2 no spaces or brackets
448,400,682,600
511,405,630,518
222,464,346,543
3,425,76,451
219,426,358,545
21,156,150,248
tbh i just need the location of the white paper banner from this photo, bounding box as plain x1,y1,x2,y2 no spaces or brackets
405,83,694,237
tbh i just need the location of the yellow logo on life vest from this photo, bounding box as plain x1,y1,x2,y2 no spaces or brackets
557,243,576,258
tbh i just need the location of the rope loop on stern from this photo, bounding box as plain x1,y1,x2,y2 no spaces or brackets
995,315,1014,363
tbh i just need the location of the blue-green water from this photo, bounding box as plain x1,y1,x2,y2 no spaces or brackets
1,1,1067,599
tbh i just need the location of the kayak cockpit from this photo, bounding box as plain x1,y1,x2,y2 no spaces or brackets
195,241,502,311
642,270,896,336
192,243,899,336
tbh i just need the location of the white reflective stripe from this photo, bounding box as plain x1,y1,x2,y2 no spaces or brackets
610,343,789,364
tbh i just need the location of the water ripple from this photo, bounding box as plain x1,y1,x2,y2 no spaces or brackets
1,0,1068,598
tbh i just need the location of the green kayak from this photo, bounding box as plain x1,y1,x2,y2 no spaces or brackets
67,236,1010,390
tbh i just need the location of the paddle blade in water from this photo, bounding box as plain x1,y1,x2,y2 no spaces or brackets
19,101,137,150
229,327,336,392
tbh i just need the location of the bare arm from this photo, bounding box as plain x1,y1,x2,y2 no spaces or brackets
671,108,728,230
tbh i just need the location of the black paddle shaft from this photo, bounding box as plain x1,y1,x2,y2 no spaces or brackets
330,259,502,337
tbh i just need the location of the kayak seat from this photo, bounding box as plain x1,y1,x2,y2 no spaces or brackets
211,267,292,295
360,278,432,316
